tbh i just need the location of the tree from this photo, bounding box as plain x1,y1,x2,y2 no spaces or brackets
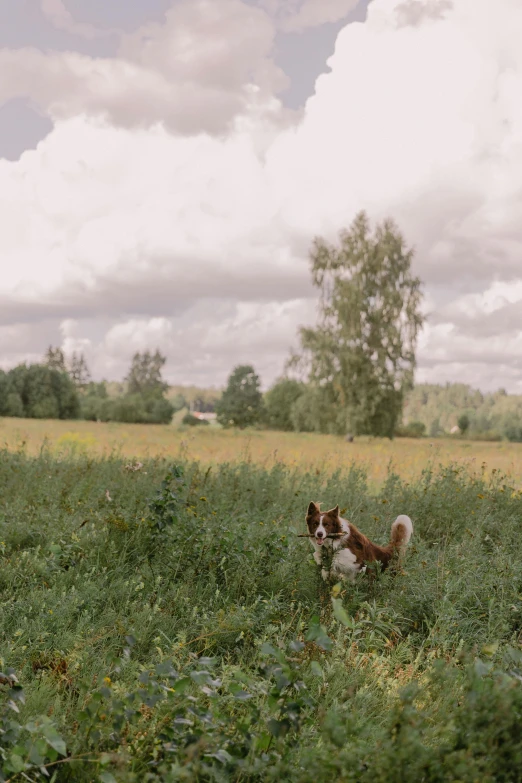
291,211,424,438
289,386,331,433
264,378,306,431
170,393,188,412
0,370,23,417
5,364,79,419
69,352,91,389
216,365,263,429
125,350,168,397
44,346,66,372
458,414,470,435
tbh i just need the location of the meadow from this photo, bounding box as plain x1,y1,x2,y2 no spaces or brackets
2,415,522,487
1,426,522,781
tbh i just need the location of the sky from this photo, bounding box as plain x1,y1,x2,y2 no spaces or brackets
1,0,522,392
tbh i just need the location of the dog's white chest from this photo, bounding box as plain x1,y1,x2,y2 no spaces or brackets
331,547,360,582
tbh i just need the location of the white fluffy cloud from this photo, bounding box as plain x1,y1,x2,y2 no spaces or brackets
2,0,522,391
0,0,289,135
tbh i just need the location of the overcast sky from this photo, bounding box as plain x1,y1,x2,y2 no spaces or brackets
1,0,522,392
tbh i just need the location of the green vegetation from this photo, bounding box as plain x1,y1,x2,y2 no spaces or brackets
0,365,79,420
1,449,522,781
216,365,264,429
181,412,209,427
403,383,522,441
82,351,174,425
263,379,306,432
166,386,220,414
394,420,426,438
0,351,174,426
290,211,424,438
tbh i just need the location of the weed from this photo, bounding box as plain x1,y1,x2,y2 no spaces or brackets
1,450,522,781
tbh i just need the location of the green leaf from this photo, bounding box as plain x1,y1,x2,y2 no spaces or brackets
207,749,233,764
332,597,351,627
42,725,66,756
306,620,333,652
173,677,191,693
8,751,27,774
232,690,252,701
260,643,285,663
474,658,493,677
28,744,45,767
481,642,499,657
99,773,118,783
310,661,324,677
267,718,290,738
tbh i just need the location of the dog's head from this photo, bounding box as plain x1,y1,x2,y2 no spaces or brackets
306,502,341,547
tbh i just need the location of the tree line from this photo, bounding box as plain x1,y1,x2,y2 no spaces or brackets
402,383,522,442
0,349,175,425
8,211,510,439
0,212,423,434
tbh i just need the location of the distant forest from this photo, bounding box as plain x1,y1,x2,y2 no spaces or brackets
403,383,522,441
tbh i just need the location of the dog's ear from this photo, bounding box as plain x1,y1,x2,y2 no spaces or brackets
307,501,319,516
327,505,339,518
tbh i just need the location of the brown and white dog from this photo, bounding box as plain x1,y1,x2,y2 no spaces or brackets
306,501,413,583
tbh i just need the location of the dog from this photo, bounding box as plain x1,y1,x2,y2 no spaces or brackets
306,501,413,583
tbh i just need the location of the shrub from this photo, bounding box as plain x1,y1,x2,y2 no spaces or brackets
182,413,209,426
458,413,470,434
2,454,522,781
264,378,306,431
504,424,522,443
395,420,426,438
1,364,80,419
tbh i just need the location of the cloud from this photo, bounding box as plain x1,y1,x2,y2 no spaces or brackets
395,0,453,28
2,0,522,391
40,0,113,39
99,300,309,384
0,0,289,136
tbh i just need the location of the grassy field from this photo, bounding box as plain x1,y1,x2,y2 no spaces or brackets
1,445,522,782
2,416,522,487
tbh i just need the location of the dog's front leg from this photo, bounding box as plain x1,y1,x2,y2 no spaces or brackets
313,551,322,566
321,568,330,582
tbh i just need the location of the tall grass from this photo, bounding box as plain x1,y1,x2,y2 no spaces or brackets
1,449,522,781
2,415,522,486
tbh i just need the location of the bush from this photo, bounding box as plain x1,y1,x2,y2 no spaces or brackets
98,394,174,424
181,413,209,426
264,378,306,431
2,455,522,781
504,424,522,443
395,420,426,438
458,413,470,434
1,364,80,419
78,382,174,425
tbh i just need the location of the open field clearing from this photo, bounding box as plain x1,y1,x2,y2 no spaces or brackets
2,416,522,487
1,449,522,781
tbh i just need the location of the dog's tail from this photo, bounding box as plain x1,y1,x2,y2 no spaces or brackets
389,515,413,556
